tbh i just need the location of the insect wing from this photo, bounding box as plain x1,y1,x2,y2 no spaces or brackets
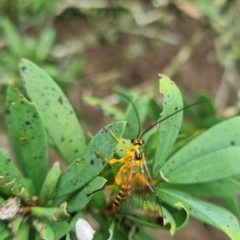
129,156,164,226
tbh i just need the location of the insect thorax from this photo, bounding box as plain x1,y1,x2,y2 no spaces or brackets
134,148,143,160
131,138,144,160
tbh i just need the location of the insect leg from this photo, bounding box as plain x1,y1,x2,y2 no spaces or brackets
95,150,125,165
109,130,130,150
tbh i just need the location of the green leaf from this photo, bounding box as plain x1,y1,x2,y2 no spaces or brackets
162,147,240,183
35,28,55,62
33,220,55,240
5,84,48,193
51,222,72,240
56,121,126,197
172,202,189,231
83,95,124,120
8,215,24,235
123,95,150,139
1,18,23,56
19,59,86,164
158,188,240,240
0,148,22,184
14,220,30,240
31,202,69,222
153,75,183,176
0,221,11,239
38,162,61,205
221,196,240,218
68,176,107,213
165,178,240,197
161,116,240,178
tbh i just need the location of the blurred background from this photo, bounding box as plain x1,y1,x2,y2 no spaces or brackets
0,0,239,239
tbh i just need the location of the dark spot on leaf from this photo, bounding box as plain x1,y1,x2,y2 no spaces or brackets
206,208,210,211
6,159,11,164
69,110,73,115
52,87,55,91
58,96,63,105
227,225,229,228
32,136,35,140
175,107,178,110
21,66,27,72
5,108,11,115
45,87,48,90
230,141,235,146
20,101,24,104
25,121,31,125
69,139,73,143
33,114,37,118
74,149,78,153
90,160,94,165
102,161,105,165
61,137,65,142
5,173,9,176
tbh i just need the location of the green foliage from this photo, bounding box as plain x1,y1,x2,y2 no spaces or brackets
0,59,240,240
0,0,85,97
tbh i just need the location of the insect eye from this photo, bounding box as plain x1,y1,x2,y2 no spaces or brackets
131,139,135,144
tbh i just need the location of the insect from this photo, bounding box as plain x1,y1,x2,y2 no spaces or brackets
95,125,164,225
94,93,207,226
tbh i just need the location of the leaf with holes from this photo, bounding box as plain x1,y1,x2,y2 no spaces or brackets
56,121,126,197
0,148,22,185
153,75,183,176
5,84,48,193
19,59,86,164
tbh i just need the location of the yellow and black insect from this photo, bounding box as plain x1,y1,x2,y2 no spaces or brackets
94,93,206,226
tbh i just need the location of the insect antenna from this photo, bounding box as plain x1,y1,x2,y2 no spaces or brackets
114,91,142,138
140,100,209,138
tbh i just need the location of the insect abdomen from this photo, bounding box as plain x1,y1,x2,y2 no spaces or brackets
113,182,131,212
